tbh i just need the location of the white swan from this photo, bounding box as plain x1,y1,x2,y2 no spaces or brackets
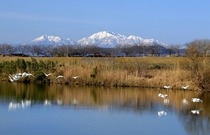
56,75,64,79
163,85,171,89
191,109,202,115
8,72,34,82
158,93,168,98
181,85,189,90
72,76,79,79
22,72,34,77
8,74,22,82
191,98,203,103
43,72,52,77
8,75,16,82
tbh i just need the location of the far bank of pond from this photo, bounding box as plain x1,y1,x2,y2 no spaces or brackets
0,56,209,91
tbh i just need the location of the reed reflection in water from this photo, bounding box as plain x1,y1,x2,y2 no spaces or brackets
0,82,210,135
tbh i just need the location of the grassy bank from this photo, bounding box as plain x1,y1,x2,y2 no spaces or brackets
0,56,200,90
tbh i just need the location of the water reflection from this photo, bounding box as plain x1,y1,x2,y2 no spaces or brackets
191,109,202,115
157,110,167,117
8,100,31,110
0,82,210,135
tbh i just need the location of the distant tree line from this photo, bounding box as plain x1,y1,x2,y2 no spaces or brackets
0,42,188,57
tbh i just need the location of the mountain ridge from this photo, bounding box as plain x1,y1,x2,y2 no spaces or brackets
29,31,167,48
31,35,76,45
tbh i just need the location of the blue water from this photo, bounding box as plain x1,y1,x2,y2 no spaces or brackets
0,104,185,135
0,83,209,135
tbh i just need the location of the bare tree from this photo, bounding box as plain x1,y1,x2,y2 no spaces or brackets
0,44,11,55
57,45,67,57
129,45,140,56
186,39,210,57
185,39,210,91
121,45,134,56
73,45,85,56
167,44,183,57
174,44,182,56
166,45,176,56
145,46,161,56
83,45,102,56
0,43,14,55
15,44,31,56
44,46,59,57
30,44,44,56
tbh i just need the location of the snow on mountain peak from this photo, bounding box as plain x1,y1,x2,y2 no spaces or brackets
31,35,76,45
30,31,167,48
126,35,144,45
48,35,61,42
89,31,127,39
90,31,111,39
78,31,166,48
78,31,128,48
32,35,61,43
127,35,143,40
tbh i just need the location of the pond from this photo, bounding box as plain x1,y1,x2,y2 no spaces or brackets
0,82,209,135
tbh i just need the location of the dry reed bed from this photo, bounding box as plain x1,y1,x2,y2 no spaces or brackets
0,56,196,90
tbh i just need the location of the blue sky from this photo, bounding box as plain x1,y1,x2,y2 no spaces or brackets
0,0,210,45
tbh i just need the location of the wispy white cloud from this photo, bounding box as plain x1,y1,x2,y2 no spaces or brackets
0,11,97,24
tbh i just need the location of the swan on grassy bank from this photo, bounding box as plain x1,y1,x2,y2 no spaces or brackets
8,72,34,82
56,75,64,79
72,76,79,79
181,85,189,90
43,72,52,77
163,85,171,90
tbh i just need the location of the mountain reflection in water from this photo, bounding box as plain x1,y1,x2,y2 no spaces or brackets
0,82,210,135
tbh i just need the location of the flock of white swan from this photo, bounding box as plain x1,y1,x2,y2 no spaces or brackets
163,85,189,90
8,71,80,82
158,85,203,117
8,72,34,82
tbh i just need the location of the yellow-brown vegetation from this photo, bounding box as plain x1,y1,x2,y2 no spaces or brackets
0,56,199,90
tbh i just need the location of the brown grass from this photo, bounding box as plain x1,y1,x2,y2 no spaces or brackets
0,56,197,90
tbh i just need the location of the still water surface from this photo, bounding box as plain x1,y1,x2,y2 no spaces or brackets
0,82,209,135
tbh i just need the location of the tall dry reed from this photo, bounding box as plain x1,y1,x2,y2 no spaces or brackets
0,56,196,90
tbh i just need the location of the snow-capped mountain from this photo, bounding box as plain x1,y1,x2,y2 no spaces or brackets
31,35,76,45
29,31,167,48
78,31,127,48
126,35,162,46
78,31,167,48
